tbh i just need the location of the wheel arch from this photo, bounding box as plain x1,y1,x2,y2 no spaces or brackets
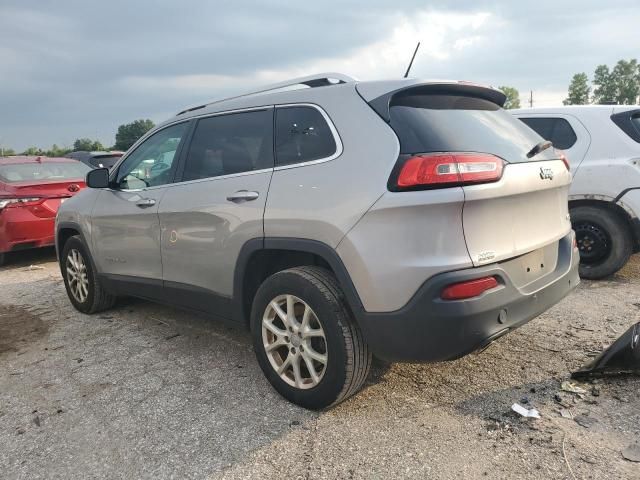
233,238,364,326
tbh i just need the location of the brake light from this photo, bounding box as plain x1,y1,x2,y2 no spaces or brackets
0,197,42,210
559,152,570,171
441,276,499,300
394,153,504,190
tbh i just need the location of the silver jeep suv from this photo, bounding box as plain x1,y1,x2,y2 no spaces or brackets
56,73,580,409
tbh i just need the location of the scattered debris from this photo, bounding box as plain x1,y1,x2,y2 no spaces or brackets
572,322,640,378
574,415,598,429
511,403,540,419
570,325,595,332
560,381,588,395
33,415,41,427
165,333,181,340
622,443,640,462
591,386,600,397
559,409,573,419
24,265,45,271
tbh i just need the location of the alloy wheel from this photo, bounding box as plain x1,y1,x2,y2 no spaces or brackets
66,249,89,303
262,294,328,389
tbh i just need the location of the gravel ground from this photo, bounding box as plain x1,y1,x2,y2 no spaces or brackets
1,249,639,479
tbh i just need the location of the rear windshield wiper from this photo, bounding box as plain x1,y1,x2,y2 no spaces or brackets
526,140,553,159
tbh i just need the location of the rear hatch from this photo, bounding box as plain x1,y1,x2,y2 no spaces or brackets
366,83,572,266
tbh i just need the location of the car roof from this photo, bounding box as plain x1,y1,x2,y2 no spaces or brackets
163,73,503,127
513,105,640,115
0,156,79,165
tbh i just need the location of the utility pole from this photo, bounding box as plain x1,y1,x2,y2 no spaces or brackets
529,90,534,108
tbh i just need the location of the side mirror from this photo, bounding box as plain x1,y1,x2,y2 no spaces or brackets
86,168,110,189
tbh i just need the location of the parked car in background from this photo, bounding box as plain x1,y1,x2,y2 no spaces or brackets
65,150,124,169
0,156,90,265
513,106,640,279
56,73,579,409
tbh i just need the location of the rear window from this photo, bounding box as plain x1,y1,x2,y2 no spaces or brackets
611,110,640,143
388,93,556,162
182,109,273,181
90,155,122,169
0,162,90,183
518,117,577,150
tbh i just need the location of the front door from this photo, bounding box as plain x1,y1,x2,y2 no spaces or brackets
158,108,274,318
91,121,191,293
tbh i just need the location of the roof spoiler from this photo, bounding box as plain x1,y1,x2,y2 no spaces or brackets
361,82,507,123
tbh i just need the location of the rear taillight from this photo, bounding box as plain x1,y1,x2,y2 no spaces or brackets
0,197,42,210
392,153,504,190
559,152,570,171
441,276,499,300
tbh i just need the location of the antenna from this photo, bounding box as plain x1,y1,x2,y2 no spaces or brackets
403,42,421,78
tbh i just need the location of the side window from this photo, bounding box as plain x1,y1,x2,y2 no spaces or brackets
116,122,188,190
275,106,337,166
550,118,577,149
182,109,273,181
519,117,554,141
519,117,577,150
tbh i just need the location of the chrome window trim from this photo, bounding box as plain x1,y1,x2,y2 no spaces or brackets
169,167,273,187
273,103,343,171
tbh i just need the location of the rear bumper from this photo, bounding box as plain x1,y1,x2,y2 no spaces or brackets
356,232,580,362
0,210,55,253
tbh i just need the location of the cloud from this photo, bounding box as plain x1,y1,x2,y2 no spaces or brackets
0,1,638,150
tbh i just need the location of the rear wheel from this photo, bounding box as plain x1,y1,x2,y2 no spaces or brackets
61,236,116,313
0,252,5,267
251,266,371,410
571,205,633,279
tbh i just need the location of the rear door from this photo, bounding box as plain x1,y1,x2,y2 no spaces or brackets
386,88,572,266
91,121,190,286
158,108,274,316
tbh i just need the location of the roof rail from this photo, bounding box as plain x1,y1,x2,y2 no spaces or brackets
176,72,356,115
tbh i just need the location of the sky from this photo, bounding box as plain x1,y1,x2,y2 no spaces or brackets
1,0,639,151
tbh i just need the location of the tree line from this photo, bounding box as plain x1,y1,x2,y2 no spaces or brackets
1,119,155,157
564,58,639,105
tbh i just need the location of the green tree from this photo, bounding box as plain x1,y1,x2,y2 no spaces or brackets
0,147,16,156
22,147,44,156
611,59,640,104
114,119,155,151
45,144,72,157
563,73,590,105
593,64,618,104
498,86,521,109
74,138,96,151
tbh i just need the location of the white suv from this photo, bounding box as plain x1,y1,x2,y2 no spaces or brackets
513,106,640,279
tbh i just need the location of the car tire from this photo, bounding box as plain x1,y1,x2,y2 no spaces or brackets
0,252,5,267
571,205,633,280
251,266,372,410
61,235,117,314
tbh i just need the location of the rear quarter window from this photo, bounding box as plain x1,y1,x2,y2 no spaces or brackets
275,106,337,166
389,93,555,163
518,117,577,150
611,110,640,143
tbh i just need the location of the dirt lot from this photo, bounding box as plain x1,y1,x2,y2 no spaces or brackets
1,249,639,479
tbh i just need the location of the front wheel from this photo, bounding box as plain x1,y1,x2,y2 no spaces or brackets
571,205,633,279
61,236,117,313
251,266,371,410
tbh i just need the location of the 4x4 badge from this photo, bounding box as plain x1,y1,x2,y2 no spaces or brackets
539,167,554,180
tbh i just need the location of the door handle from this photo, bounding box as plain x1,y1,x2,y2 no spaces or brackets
135,198,156,208
226,190,259,203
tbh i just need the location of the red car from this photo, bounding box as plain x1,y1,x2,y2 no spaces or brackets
0,156,91,265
